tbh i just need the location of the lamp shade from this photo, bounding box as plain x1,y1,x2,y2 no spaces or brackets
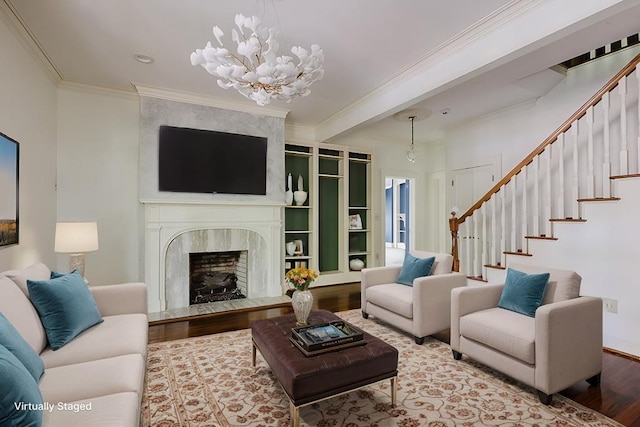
55,222,99,253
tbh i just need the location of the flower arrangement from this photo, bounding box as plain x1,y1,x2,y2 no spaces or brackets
284,267,319,291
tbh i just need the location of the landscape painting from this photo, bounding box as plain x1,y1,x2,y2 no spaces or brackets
0,132,18,247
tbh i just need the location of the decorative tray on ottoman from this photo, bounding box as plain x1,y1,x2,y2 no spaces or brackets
290,321,366,356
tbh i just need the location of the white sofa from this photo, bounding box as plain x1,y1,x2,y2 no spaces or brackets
361,251,467,344
0,263,148,426
451,263,602,404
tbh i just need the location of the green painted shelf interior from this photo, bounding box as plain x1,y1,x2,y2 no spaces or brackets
285,208,309,232
349,161,368,206
319,176,340,272
285,150,310,197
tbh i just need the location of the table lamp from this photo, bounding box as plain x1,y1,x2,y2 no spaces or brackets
55,222,99,279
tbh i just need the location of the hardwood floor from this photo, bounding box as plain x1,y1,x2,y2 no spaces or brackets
148,283,640,427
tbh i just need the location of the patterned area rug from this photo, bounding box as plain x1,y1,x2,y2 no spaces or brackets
142,309,622,426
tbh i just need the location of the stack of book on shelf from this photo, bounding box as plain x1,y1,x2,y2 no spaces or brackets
290,321,365,356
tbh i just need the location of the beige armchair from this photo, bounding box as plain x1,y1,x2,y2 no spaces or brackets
450,263,602,405
361,251,467,344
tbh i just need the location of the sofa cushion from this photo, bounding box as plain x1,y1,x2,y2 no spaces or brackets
498,268,549,317
2,263,51,296
460,307,536,364
0,276,47,354
43,392,140,427
40,313,148,368
508,263,581,305
0,312,44,381
27,271,104,350
40,353,145,403
366,284,413,318
0,344,43,427
397,253,435,286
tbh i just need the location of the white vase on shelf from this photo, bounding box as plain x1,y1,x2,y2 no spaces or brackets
293,191,307,206
285,173,294,205
286,241,296,256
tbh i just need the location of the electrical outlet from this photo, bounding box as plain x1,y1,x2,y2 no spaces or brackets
602,297,618,314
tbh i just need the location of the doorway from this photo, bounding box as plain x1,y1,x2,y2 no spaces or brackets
385,177,414,265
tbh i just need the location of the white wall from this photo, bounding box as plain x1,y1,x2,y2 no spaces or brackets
0,14,58,270
329,133,447,264
446,46,640,193
498,178,640,356
56,86,141,284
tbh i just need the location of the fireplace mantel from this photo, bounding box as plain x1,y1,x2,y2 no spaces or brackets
143,202,282,313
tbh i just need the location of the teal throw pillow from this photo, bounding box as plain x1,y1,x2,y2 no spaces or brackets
498,268,550,317
27,270,103,350
0,344,43,427
396,254,435,286
0,312,44,382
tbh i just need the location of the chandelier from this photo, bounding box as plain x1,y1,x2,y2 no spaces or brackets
190,14,324,106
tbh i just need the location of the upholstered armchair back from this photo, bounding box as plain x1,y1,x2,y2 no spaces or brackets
410,250,453,276
508,263,581,305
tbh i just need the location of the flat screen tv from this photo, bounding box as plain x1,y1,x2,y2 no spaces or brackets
158,125,268,195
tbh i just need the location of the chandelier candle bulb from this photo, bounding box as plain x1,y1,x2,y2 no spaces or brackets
191,14,324,106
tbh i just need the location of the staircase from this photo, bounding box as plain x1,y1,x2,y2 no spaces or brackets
449,52,640,282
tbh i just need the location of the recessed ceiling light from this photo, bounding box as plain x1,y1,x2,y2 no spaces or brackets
134,53,155,64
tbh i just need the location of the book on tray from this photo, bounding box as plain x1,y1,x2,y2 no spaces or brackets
290,321,365,356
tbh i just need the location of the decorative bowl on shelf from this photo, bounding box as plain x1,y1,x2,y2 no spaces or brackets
293,190,307,206
349,258,365,271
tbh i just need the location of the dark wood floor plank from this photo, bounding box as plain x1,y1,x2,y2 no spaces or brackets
148,282,640,426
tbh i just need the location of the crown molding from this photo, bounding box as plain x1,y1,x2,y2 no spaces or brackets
134,84,290,119
0,0,62,85
58,80,139,100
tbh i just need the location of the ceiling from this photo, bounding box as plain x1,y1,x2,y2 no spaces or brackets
3,0,640,146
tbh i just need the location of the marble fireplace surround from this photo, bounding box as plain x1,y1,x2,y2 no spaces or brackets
144,203,282,313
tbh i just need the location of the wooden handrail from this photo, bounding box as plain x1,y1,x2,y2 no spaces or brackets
449,52,640,272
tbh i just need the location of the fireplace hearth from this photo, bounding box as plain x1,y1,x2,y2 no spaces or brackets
189,251,247,305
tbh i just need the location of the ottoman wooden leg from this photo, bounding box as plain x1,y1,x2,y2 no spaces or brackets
289,400,300,427
390,376,397,407
252,341,257,367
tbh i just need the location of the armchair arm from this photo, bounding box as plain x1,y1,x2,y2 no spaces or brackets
412,272,467,337
450,283,504,351
90,282,148,317
534,296,602,394
361,266,402,311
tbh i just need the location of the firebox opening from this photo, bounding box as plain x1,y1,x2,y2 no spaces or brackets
189,250,247,305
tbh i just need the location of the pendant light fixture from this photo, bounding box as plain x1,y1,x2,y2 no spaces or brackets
393,109,430,162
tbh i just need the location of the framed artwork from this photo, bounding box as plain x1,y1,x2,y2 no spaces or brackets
349,214,363,230
293,239,304,255
0,132,19,247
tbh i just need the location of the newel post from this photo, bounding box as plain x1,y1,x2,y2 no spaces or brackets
449,211,460,272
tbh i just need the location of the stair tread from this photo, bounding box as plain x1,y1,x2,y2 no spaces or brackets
504,251,533,256
578,197,621,202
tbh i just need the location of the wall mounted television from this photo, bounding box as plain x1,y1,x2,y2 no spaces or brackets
158,125,268,195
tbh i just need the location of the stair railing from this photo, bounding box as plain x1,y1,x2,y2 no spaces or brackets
450,52,640,276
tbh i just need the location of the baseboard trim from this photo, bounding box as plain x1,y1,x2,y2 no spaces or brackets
604,346,640,362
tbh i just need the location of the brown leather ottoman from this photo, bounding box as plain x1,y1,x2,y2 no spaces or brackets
251,310,398,427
